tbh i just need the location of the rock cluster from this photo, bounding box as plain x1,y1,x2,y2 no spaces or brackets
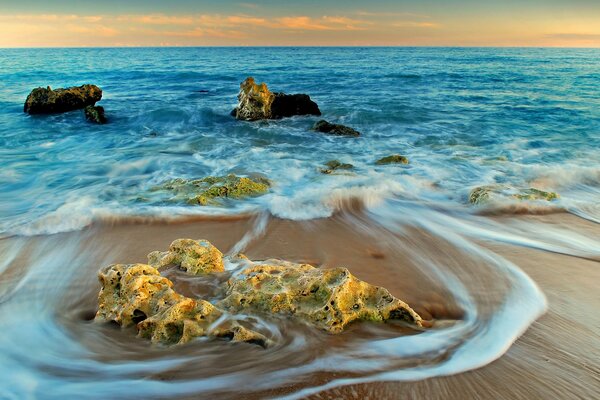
320,160,354,174
313,120,361,137
154,174,270,206
95,239,423,347
232,77,321,121
24,84,102,114
469,185,560,205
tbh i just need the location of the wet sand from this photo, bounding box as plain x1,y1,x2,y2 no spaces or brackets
1,212,598,399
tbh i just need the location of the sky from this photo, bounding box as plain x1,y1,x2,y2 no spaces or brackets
1,0,599,47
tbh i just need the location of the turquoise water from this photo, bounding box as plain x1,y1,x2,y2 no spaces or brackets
0,48,599,399
1,47,599,234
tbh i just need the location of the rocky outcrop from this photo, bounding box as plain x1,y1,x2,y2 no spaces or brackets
95,263,270,347
154,174,270,206
376,155,409,165
320,160,354,174
95,240,423,347
469,185,559,205
24,84,102,114
232,77,320,120
148,239,224,274
313,120,360,137
218,261,422,333
84,105,107,124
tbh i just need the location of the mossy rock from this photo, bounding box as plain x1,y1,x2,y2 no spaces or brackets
469,185,559,205
320,159,354,174
376,155,409,165
156,174,270,205
148,239,224,274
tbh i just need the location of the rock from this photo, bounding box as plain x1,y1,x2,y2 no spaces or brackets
270,93,321,119
24,84,102,114
218,260,422,333
233,77,320,120
469,185,560,205
376,155,409,165
313,120,360,137
148,238,224,274
320,159,354,174
84,105,107,124
154,174,270,206
95,263,270,346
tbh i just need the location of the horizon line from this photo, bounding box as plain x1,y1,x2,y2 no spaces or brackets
1,45,599,49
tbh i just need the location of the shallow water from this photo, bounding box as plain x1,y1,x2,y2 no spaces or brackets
0,47,599,399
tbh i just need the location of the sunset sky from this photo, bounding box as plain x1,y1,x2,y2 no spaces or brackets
1,0,599,47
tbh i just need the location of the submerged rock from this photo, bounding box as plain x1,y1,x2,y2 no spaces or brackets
219,261,422,333
95,240,423,347
313,120,360,137
24,84,102,114
376,155,409,165
233,77,320,120
469,185,560,205
148,239,224,274
84,105,107,124
155,174,270,205
95,263,269,347
320,159,354,174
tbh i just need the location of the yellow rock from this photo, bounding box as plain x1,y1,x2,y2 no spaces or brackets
148,239,224,274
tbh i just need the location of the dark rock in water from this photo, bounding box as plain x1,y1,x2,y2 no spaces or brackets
271,93,321,119
320,159,354,174
376,154,409,165
24,84,102,114
84,105,107,124
232,77,320,120
313,120,360,137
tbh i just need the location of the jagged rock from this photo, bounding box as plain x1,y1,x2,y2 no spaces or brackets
148,239,224,274
84,105,107,124
313,120,360,137
24,84,102,114
232,77,320,120
320,159,354,174
376,154,409,165
95,263,270,346
154,174,270,206
469,185,560,205
218,261,422,333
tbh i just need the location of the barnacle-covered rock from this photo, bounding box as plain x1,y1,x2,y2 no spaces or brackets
218,261,422,333
148,239,224,274
24,84,102,114
153,174,270,206
469,185,560,205
95,263,269,346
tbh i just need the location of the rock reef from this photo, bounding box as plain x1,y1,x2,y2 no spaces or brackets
24,84,102,114
469,185,560,205
95,239,423,347
232,77,321,121
154,174,270,206
313,120,361,137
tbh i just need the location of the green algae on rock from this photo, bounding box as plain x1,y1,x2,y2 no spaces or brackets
148,239,224,274
312,120,361,137
218,261,423,333
469,185,560,205
24,84,102,114
156,174,270,206
95,263,270,347
376,155,409,165
320,159,354,174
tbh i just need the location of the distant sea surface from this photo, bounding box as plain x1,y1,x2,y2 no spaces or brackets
1,47,599,235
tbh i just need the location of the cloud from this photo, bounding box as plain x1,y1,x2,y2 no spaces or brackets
274,16,368,31
545,33,600,40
